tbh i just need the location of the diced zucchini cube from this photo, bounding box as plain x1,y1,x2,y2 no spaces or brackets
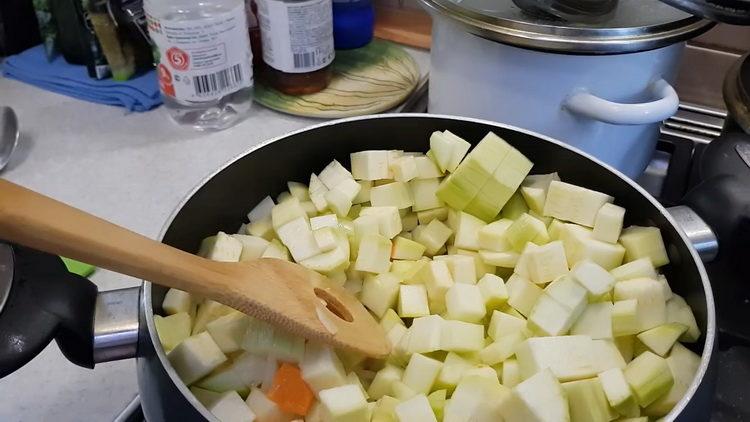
193,300,234,335
310,214,338,231
360,206,403,239
503,369,569,422
300,343,347,392
479,331,525,365
445,283,486,322
570,259,615,298
232,234,271,261
643,343,701,417
526,240,568,284
479,250,519,268
453,211,486,251
309,173,329,212
414,219,453,256
391,156,418,182
501,191,530,220
436,352,476,392
370,182,414,209
319,384,369,422
247,195,275,223
399,284,430,318
206,311,249,354
515,335,599,382
619,226,670,268
636,323,687,357
506,274,544,317
562,377,617,422
610,257,657,281
598,367,641,417
154,312,191,352
666,294,700,342
403,353,443,394
368,365,404,400
506,213,549,251
246,388,291,422
415,156,444,179
200,232,243,262
434,254,477,284
488,310,527,341
479,219,513,251
623,351,674,407
206,391,256,422
395,394,437,422
354,233,392,274
477,273,509,309
544,275,587,321
528,294,577,336
168,332,227,385
360,273,401,318
391,236,426,260
592,203,625,243
571,302,613,339
406,314,444,354
612,299,639,337
543,181,613,227
502,359,521,388
162,288,195,316
351,151,390,181
409,178,443,212
441,320,485,353
276,217,321,262
196,352,268,395
261,238,290,260
613,278,667,332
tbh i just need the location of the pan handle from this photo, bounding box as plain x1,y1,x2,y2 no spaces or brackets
0,244,140,378
564,79,679,125
667,205,719,262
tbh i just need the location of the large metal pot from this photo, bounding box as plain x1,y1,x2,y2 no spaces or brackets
0,115,717,420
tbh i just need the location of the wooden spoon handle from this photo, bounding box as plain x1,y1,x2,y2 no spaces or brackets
0,179,224,297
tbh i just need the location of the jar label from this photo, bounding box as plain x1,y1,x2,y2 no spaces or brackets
146,4,253,102
257,0,335,74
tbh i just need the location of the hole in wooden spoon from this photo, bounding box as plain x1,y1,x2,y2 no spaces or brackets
314,288,353,322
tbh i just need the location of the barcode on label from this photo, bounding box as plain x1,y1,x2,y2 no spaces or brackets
193,64,243,96
293,52,316,69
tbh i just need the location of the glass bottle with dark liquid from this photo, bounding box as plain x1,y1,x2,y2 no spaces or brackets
256,0,335,95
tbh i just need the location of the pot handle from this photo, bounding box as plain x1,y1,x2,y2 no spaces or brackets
667,205,719,263
564,79,679,125
0,244,140,378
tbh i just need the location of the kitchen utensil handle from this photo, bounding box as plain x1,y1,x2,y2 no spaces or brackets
667,205,719,262
93,287,141,363
0,179,225,298
564,79,679,125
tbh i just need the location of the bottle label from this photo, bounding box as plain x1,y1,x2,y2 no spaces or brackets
257,0,335,74
146,4,253,102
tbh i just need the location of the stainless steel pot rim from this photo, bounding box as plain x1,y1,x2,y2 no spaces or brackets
144,113,716,420
421,0,713,54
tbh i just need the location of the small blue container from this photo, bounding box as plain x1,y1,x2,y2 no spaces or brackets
332,0,375,50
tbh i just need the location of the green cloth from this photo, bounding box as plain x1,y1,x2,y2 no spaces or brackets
61,257,96,277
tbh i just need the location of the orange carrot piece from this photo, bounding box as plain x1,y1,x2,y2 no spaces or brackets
266,363,316,416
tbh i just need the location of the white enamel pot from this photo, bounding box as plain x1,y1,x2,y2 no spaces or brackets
429,16,686,178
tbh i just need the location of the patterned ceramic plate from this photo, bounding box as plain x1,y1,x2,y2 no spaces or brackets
254,40,420,118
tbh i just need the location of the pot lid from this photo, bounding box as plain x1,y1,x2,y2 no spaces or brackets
659,0,750,25
0,244,13,315
420,0,714,53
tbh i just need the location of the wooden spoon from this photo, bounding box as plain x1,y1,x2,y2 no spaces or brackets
0,179,390,358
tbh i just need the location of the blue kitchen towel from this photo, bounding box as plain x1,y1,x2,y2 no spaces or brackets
2,45,162,112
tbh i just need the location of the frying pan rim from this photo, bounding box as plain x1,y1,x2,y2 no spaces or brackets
142,113,715,421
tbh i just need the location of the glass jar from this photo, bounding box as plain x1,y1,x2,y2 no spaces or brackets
256,0,335,95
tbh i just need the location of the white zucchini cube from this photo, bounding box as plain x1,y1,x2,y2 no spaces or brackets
154,312,191,352
247,195,275,223
636,323,687,357
271,197,309,229
592,203,625,243
359,206,403,239
406,314,444,354
201,232,243,262
666,294,700,342
368,364,404,400
592,339,627,372
168,332,227,385
643,343,701,417
260,239,290,261
506,274,544,317
623,351,674,407
395,394,438,422
506,213,549,251
391,156,418,182
309,173,329,212
445,283,486,322
354,233,392,274
313,227,339,252
619,225,670,267
570,302,613,339
543,180,613,227
275,217,321,262
453,211,486,251
246,216,275,240
515,335,599,382
479,219,513,251
353,181,372,204
436,352,476,392
417,207,449,225
598,367,640,417
360,273,401,318
503,369,569,422
415,155,444,179
232,235,271,261
562,377,617,422
543,275,587,321
391,236,425,260
207,391,256,422
403,353,443,394
398,284,430,318
162,288,195,316
196,352,268,395
441,320,485,353
419,260,454,311
612,299,639,337
370,181,414,209
570,259,615,298
521,186,546,214
613,278,667,332
478,250,519,268
319,384,369,422
319,159,354,189
245,388,291,422
372,396,399,422
527,294,577,336
351,151,390,181
526,240,569,284
479,331,526,365
477,273,508,309
414,219,453,256
193,300,234,335
559,223,625,270
610,257,657,281
300,343,347,392
434,254,477,284
409,178,443,212
206,312,249,354
488,310,527,341
502,359,521,388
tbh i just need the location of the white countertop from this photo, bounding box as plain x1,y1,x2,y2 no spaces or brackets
0,47,429,422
